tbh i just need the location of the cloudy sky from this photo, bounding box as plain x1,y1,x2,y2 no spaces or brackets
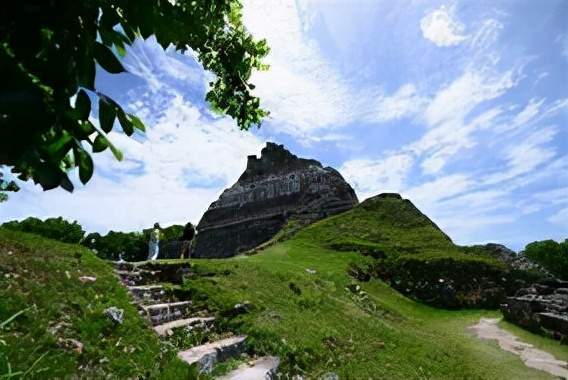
2,0,567,250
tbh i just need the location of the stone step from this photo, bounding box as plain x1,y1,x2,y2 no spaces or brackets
128,285,166,303
154,317,216,336
112,261,135,271
116,269,161,286
218,356,279,380
142,301,192,326
177,335,247,373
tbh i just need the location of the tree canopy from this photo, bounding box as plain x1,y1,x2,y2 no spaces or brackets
524,239,568,280
0,1,269,192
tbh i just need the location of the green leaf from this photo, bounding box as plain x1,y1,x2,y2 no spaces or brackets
94,42,125,74
108,142,123,161
75,90,91,119
98,98,116,133
117,111,134,136
35,163,64,191
92,134,109,153
76,148,94,184
128,113,146,132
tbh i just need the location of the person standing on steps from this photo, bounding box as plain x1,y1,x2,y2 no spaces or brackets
180,222,195,259
148,223,161,261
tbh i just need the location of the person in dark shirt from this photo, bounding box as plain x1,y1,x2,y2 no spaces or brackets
180,222,195,259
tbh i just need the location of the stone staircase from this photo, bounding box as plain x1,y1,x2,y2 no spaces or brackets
112,261,279,378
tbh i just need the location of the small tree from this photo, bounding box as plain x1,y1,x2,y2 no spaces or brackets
524,239,568,280
0,1,269,192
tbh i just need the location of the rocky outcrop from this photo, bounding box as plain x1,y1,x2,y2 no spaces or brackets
192,143,358,258
501,279,568,343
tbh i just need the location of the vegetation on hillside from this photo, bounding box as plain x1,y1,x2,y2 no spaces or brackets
0,228,190,378
1,207,565,378
290,194,540,308
1,217,192,261
1,0,269,192
2,217,85,244
184,237,566,378
524,239,568,279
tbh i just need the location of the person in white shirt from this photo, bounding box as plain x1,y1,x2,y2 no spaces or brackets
148,223,161,260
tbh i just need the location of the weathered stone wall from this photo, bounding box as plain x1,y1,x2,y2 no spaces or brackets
193,143,358,258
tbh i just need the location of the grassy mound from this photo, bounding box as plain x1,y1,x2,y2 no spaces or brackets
0,228,189,378
292,193,517,308
185,238,566,378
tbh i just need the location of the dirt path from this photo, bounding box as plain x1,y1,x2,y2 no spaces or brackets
470,318,568,379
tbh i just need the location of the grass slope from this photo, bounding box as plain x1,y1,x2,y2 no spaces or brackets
0,228,189,378
187,237,567,378
183,195,566,378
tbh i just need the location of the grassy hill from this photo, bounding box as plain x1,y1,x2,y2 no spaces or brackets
185,237,566,378
180,194,565,377
1,194,565,379
291,193,533,308
0,228,189,378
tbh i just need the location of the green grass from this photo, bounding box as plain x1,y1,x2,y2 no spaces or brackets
1,194,566,379
185,236,567,379
0,228,191,379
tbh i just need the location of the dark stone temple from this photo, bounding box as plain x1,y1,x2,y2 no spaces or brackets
192,142,358,258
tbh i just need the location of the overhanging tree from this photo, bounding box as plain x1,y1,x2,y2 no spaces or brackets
0,1,269,192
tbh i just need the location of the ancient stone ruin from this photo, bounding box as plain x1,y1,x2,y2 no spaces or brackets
192,142,358,258
501,279,568,342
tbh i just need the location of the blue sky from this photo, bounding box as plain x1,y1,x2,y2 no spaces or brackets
1,0,567,250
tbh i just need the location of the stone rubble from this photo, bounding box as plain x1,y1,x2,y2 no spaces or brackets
501,279,568,342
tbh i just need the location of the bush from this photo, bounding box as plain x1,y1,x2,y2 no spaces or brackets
2,217,84,243
524,239,568,280
83,231,146,262
373,253,529,309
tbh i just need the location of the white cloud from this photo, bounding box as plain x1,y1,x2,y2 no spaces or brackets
469,19,503,50
403,174,472,206
548,207,568,228
242,0,431,139
408,68,517,175
424,69,516,127
340,154,414,200
243,0,351,137
420,5,468,47
362,84,428,123
484,126,557,185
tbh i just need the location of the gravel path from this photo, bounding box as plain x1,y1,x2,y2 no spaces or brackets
470,318,568,379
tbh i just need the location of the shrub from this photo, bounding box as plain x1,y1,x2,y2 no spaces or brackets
2,217,84,243
83,231,146,261
524,239,568,280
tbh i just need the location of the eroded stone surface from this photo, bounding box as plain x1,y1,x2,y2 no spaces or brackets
470,318,568,378
193,143,358,258
177,335,247,372
501,279,568,342
219,356,280,380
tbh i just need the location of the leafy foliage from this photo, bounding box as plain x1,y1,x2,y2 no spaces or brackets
0,1,269,192
0,172,19,203
83,223,189,261
524,239,568,280
2,217,85,244
83,231,146,262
